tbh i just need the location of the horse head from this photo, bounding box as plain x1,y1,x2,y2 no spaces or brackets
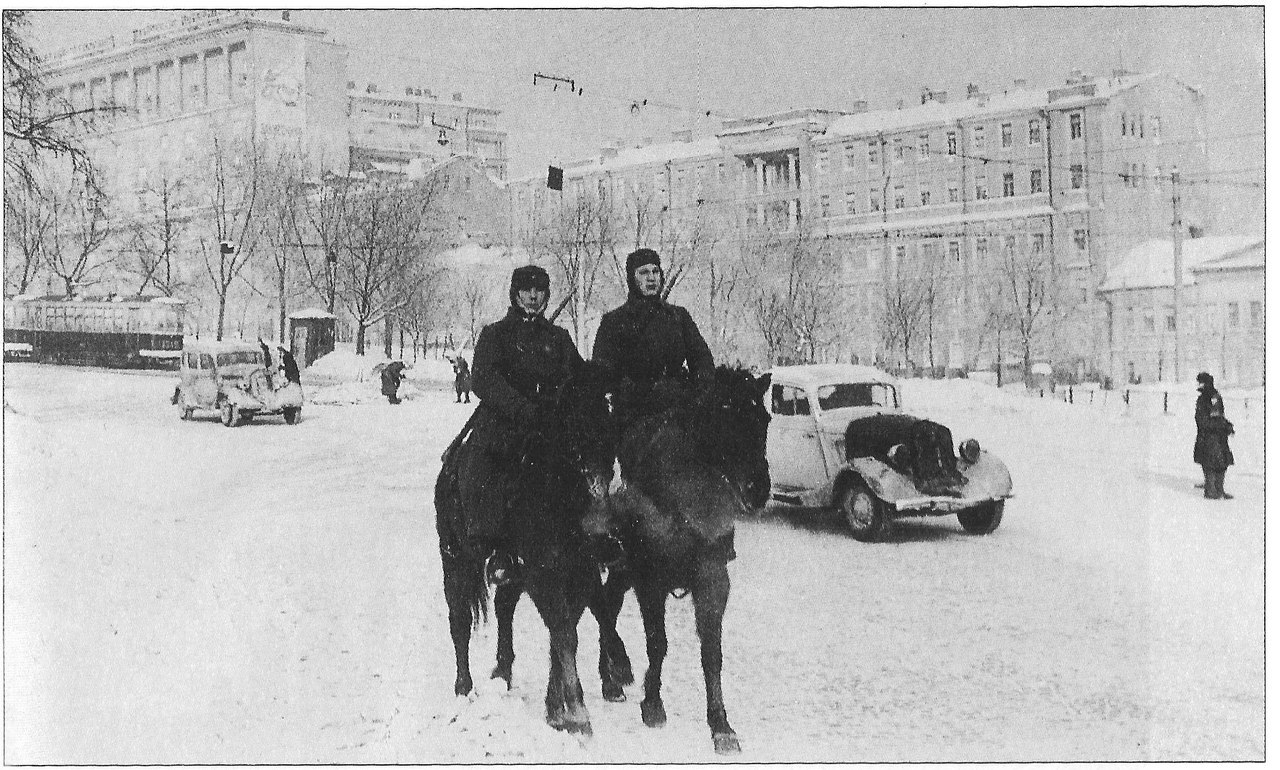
695,366,772,511
538,360,617,544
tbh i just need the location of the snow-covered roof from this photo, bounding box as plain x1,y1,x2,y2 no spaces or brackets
1099,236,1264,292
436,242,535,269
184,339,263,354
564,137,722,178
289,307,336,319
1189,242,1264,273
768,363,896,388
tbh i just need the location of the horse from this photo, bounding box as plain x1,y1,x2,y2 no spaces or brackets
581,365,772,754
434,360,616,735
453,358,472,403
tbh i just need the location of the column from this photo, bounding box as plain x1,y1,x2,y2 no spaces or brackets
788,152,799,190
787,199,798,231
753,158,765,225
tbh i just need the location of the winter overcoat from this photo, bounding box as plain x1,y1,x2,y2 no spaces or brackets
381,362,405,397
1193,388,1235,470
592,296,714,427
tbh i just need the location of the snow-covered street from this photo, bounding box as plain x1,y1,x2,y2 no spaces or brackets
2,361,1263,763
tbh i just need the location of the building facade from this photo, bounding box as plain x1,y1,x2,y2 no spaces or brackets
508,69,1211,375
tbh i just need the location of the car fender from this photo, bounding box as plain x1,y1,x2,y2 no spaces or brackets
220,387,264,410
956,450,1014,499
843,457,920,502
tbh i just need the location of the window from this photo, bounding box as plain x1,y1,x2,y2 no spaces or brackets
919,186,931,206
1071,164,1084,189
1131,163,1141,188
1032,233,1045,253
816,383,897,410
893,138,906,163
948,241,961,262
947,180,959,203
1001,122,1013,148
976,238,989,262
974,178,988,200
1003,235,1017,254
1228,303,1239,327
917,134,929,160
1070,112,1083,140
894,245,907,264
843,143,858,170
816,148,830,174
1151,116,1162,142
867,140,879,165
1121,112,1128,136
1074,229,1088,251
1251,301,1262,327
820,194,831,217
1144,309,1155,333
972,125,985,149
867,246,880,271
946,131,957,156
844,190,857,215
771,384,811,416
870,190,881,211
1138,114,1145,138
893,184,905,209
1154,165,1163,191
1028,119,1041,145
1165,307,1176,332
1003,172,1015,197
1030,168,1043,193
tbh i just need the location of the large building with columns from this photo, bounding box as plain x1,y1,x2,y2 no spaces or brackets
508,69,1211,377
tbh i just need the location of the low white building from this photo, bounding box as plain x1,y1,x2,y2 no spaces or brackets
1099,236,1263,387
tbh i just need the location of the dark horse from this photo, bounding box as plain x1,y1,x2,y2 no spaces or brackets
582,365,771,754
435,361,616,735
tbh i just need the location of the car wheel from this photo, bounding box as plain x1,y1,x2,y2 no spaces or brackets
220,400,238,428
283,407,300,425
958,501,1004,535
838,482,888,542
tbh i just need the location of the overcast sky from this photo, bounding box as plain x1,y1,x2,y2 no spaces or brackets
28,7,1263,228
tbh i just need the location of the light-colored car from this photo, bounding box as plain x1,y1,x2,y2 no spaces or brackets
765,363,1012,541
175,340,303,427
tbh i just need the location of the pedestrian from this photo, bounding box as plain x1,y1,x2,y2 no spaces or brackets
277,345,301,385
1193,372,1234,500
460,265,582,585
259,338,275,389
453,356,471,403
381,360,406,404
592,247,715,436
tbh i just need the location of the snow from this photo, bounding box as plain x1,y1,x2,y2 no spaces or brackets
1,361,1263,762
1099,236,1263,291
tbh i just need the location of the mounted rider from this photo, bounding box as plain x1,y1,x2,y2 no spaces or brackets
592,248,715,436
460,265,583,584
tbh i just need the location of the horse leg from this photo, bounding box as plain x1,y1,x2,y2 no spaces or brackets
491,582,521,688
634,582,669,728
588,570,633,701
693,559,740,754
442,558,478,696
530,586,593,736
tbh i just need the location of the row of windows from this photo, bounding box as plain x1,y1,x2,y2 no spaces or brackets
4,303,184,334
812,113,1081,175
815,167,1048,217
49,41,251,129
1120,301,1262,335
1119,112,1162,141
840,230,1084,272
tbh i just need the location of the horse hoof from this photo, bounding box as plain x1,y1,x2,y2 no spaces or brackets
713,732,741,754
454,682,472,697
490,666,512,689
602,684,626,703
547,713,593,737
641,700,667,727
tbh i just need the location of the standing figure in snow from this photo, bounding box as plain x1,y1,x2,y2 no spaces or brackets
277,345,301,385
592,247,715,436
459,265,583,584
259,338,275,389
1193,371,1234,499
453,356,471,403
381,360,406,404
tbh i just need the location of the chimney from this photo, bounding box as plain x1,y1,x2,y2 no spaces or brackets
452,91,463,102
966,83,981,99
1013,78,1027,90
932,90,947,104
920,86,932,105
896,99,904,110
601,145,619,160
671,128,693,143
851,99,869,114
1066,68,1083,85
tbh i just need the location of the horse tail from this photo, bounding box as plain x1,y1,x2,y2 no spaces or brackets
436,443,489,628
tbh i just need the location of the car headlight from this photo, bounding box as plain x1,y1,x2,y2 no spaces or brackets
958,438,981,464
887,443,912,468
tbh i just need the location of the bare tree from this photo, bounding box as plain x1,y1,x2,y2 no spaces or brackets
124,172,189,296
290,172,349,314
43,170,112,298
879,251,933,370
199,134,267,340
743,221,842,365
336,176,446,354
3,178,51,294
456,273,493,348
1001,238,1058,386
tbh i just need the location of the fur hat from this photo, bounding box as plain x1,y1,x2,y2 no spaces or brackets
1196,371,1214,389
509,265,550,309
625,248,662,299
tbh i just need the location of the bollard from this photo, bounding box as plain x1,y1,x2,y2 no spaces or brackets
1090,389,1095,404
1069,386,1074,404
1163,391,1168,413
1039,389,1044,398
1124,389,1130,405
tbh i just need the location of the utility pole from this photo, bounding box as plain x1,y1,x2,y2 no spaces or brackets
1171,167,1183,383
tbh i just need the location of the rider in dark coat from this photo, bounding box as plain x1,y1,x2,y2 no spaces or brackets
1193,372,1234,499
461,265,583,583
592,248,714,434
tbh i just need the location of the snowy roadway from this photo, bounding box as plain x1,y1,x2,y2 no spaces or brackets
2,363,1263,763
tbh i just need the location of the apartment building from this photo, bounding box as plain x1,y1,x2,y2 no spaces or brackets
508,69,1210,374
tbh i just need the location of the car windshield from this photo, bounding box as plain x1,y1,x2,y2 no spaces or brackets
217,351,263,366
815,382,897,410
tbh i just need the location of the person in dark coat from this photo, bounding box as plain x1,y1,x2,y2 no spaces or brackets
277,345,301,385
591,247,714,435
459,265,583,584
381,360,406,404
453,356,471,403
259,339,275,389
1193,372,1234,499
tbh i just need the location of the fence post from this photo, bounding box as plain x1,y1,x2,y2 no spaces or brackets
1124,389,1130,406
1163,391,1168,413
1069,386,1074,404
